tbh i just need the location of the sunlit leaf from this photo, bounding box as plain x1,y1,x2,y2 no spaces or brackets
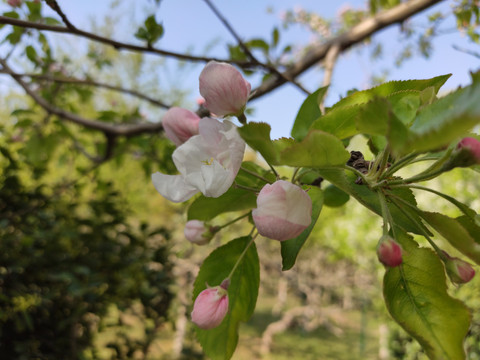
384,230,471,360
281,186,323,270
291,86,328,141
194,237,259,360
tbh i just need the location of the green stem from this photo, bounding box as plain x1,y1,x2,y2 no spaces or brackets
226,233,257,280
267,162,280,180
378,190,395,237
240,166,272,184
381,152,419,179
391,184,477,220
386,168,447,186
387,192,444,258
291,167,301,183
217,212,251,230
234,182,261,193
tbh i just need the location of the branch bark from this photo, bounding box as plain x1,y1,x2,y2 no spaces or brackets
0,58,164,137
0,70,170,109
250,0,444,100
0,16,254,68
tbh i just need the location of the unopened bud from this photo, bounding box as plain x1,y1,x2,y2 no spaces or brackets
377,236,403,267
443,251,476,284
443,137,480,170
191,284,229,329
184,220,215,245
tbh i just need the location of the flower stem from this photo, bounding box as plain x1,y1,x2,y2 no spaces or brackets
217,212,251,230
234,182,260,193
378,190,395,237
381,152,418,179
267,162,280,180
237,113,247,124
240,166,272,184
387,192,444,257
344,165,368,184
226,233,258,280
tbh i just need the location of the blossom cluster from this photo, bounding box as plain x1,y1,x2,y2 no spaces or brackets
152,61,313,329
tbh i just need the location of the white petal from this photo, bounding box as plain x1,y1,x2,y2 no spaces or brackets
151,172,198,203
201,160,233,197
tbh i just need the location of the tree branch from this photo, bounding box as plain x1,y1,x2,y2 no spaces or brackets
250,0,443,101
0,58,165,137
0,16,255,68
0,70,170,109
320,43,341,113
202,0,310,95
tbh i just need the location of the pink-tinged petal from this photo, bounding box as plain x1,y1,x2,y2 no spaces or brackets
162,107,200,146
199,61,251,117
191,287,229,329
443,251,476,284
184,220,211,245
251,214,308,241
151,172,198,203
253,180,312,241
152,118,245,202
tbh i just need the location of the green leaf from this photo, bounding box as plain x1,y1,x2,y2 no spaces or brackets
384,230,471,360
194,237,259,360
281,187,323,270
332,74,450,109
245,38,269,52
291,86,328,141
317,168,427,235
272,27,279,47
397,73,480,155
310,104,358,139
144,15,164,44
237,122,294,164
420,211,480,265
280,130,350,167
323,184,350,207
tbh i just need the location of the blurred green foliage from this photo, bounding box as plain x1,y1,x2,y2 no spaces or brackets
0,145,173,359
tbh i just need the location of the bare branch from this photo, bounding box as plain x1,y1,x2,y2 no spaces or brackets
452,44,480,59
250,0,443,101
320,44,341,113
0,59,164,137
0,16,255,67
0,70,170,109
202,0,310,95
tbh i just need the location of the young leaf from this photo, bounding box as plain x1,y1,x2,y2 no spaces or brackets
310,104,358,139
332,74,450,109
194,237,260,360
398,72,480,155
280,130,350,167
384,230,471,360
420,211,480,265
237,122,294,164
281,186,323,270
291,86,328,141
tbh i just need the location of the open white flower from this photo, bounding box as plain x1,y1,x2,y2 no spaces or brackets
152,117,245,202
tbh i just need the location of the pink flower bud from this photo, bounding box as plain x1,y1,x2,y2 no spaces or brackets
377,236,402,267
456,137,480,165
443,252,476,284
191,285,229,329
162,107,200,146
252,180,312,241
7,0,22,7
184,220,213,245
199,61,251,117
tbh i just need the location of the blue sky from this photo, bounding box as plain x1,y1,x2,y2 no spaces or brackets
3,0,480,138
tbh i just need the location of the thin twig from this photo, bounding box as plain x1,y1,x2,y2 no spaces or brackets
0,70,170,109
202,0,310,95
0,58,164,136
0,16,254,67
320,43,340,113
250,0,443,100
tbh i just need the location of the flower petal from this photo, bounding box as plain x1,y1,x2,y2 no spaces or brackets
151,172,198,203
